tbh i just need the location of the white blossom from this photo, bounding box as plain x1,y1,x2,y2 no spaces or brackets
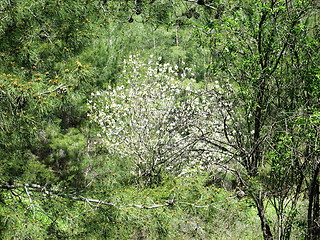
87,55,233,178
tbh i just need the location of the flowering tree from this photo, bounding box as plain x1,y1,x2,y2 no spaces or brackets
88,55,233,184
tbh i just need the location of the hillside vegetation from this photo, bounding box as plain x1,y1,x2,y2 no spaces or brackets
0,0,320,239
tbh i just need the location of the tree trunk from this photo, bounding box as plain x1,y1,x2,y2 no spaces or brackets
307,161,320,240
254,193,274,240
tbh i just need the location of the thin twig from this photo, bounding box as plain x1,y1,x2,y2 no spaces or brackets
38,84,66,96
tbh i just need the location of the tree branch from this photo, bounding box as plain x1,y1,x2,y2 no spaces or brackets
38,84,66,96
0,182,238,211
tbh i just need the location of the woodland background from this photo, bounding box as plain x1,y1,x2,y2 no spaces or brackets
0,0,320,239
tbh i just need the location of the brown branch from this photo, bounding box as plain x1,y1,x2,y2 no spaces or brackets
199,137,232,153
212,162,248,189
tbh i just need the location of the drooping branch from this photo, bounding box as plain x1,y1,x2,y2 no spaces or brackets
38,84,66,96
212,162,248,189
0,182,243,210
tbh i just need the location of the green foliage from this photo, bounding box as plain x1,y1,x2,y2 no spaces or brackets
0,0,319,239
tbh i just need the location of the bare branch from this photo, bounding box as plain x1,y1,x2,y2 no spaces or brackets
212,162,248,189
0,182,237,212
38,84,66,96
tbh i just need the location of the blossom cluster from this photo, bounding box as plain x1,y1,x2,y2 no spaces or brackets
88,55,232,178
